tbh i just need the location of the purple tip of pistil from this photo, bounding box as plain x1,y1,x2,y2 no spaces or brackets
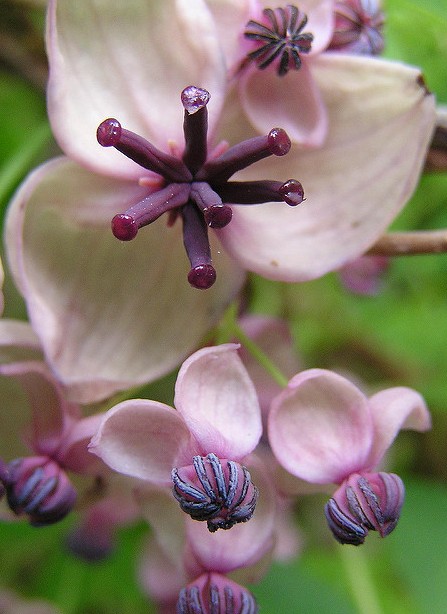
97,118,122,147
111,214,138,241
279,179,305,205
267,128,291,156
188,264,217,290
203,204,233,228
181,85,210,115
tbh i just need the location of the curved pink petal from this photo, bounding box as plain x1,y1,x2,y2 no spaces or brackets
205,0,253,70
239,60,327,147
268,369,374,484
5,159,244,403
47,0,227,178
90,399,192,485
185,456,275,577
367,387,431,468
0,320,42,364
58,413,106,473
0,361,79,457
174,344,262,459
219,55,435,281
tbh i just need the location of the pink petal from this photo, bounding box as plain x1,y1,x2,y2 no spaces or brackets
58,413,106,474
367,387,431,468
0,361,79,457
268,369,374,484
90,400,192,485
46,0,227,178
0,320,42,364
239,61,328,147
174,344,262,459
5,159,244,403
219,55,435,281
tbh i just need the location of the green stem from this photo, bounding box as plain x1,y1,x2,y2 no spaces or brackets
338,544,383,614
0,122,51,204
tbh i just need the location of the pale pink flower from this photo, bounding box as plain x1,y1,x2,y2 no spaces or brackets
268,368,431,544
5,0,435,404
0,319,104,525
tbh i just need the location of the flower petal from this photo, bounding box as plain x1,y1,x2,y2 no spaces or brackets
90,399,192,484
5,159,244,403
367,387,431,468
0,361,79,457
219,55,435,281
174,344,262,459
239,61,328,147
268,369,374,484
0,320,42,364
58,413,106,473
46,0,226,177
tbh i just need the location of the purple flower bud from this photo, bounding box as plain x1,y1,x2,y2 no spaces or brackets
176,572,258,614
172,453,258,532
324,471,405,545
3,456,77,526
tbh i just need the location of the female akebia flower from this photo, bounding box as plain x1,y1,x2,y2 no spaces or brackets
0,334,104,525
96,84,304,290
268,369,431,545
90,344,264,532
6,0,435,402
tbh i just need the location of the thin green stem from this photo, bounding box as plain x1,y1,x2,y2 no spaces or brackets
338,544,384,614
0,121,51,204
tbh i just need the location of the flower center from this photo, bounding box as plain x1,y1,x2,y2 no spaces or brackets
243,5,314,76
1,456,77,526
324,471,405,545
171,453,258,532
97,86,304,289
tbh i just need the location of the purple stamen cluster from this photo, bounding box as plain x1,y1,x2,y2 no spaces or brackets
177,573,258,614
97,85,304,289
328,0,385,55
324,471,405,545
1,456,77,526
244,5,314,76
171,452,258,532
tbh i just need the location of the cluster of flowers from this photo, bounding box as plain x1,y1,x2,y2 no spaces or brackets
0,0,436,611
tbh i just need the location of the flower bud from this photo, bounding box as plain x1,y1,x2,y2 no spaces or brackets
324,471,405,545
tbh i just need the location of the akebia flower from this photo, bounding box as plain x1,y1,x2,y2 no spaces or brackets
177,572,258,614
328,0,385,55
97,85,303,290
90,344,264,532
0,346,104,525
268,369,431,544
5,0,435,401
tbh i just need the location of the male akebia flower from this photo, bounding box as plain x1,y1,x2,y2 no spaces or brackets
268,369,431,545
172,453,258,532
328,0,385,55
90,344,265,532
0,337,104,526
96,85,304,290
177,572,258,614
2,456,76,526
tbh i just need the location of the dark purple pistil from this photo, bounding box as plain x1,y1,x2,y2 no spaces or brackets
243,5,314,76
97,85,304,289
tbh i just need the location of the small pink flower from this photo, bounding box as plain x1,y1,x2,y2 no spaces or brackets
90,344,266,532
268,368,431,543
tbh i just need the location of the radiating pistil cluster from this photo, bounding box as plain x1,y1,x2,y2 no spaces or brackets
97,86,304,289
324,471,405,545
0,456,77,526
171,453,258,532
243,5,314,76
